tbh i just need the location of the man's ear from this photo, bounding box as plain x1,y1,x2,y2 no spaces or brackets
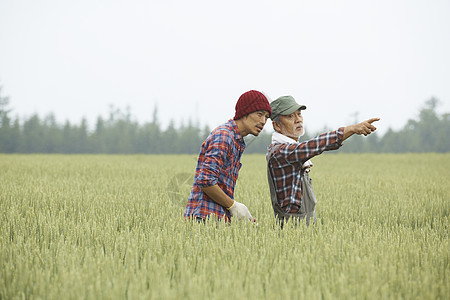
272,121,281,132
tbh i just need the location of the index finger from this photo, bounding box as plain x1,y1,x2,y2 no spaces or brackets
366,117,380,124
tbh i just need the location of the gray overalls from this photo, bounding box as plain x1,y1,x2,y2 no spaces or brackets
267,148,317,228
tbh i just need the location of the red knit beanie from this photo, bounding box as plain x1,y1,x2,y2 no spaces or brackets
233,90,272,120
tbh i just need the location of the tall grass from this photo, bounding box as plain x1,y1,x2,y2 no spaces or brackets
0,154,448,299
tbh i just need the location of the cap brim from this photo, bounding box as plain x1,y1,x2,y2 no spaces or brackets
281,104,307,115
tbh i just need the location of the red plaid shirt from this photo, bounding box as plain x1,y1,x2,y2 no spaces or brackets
267,128,344,214
184,120,245,221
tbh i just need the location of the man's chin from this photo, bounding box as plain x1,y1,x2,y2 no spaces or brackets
295,129,304,137
254,127,263,136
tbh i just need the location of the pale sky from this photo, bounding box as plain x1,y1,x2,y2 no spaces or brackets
1,0,449,135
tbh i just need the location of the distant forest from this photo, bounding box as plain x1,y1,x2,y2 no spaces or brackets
0,87,449,154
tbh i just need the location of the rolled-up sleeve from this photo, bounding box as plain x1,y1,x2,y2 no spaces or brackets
196,130,232,188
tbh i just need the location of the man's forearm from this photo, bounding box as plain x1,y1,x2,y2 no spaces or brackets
342,125,355,141
201,185,234,209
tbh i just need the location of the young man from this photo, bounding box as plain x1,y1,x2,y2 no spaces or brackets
267,95,379,227
184,90,272,223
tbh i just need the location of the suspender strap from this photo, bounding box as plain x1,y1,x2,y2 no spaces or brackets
267,146,317,227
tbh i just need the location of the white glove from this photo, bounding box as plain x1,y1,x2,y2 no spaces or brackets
228,200,254,221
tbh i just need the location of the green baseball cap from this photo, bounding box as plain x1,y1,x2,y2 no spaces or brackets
270,95,306,120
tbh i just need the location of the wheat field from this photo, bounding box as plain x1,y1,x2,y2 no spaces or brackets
0,153,448,299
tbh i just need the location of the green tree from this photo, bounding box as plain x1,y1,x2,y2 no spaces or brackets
77,118,89,153
379,97,449,153
162,120,179,153
178,119,202,154
42,113,62,153
22,114,45,153
92,117,107,153
147,105,162,153
0,86,12,152
9,118,21,152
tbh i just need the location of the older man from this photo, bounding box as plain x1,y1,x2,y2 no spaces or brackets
267,95,379,227
184,90,272,223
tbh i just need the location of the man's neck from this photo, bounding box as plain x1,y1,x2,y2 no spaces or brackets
288,134,299,142
235,119,249,137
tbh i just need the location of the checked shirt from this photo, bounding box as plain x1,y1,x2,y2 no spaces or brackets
184,120,245,222
267,128,344,214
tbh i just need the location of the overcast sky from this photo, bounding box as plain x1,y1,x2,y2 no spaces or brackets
1,0,449,135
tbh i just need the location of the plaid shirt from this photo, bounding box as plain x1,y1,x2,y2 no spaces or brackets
184,120,245,221
267,128,344,214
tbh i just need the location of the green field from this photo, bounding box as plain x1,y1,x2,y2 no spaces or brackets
1,154,449,299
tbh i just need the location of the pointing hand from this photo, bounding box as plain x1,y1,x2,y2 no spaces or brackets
353,118,380,136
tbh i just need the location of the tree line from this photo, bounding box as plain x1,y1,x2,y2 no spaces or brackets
337,97,449,153
0,87,448,154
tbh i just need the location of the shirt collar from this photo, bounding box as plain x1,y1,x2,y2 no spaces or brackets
271,130,314,169
229,119,245,145
272,130,298,144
